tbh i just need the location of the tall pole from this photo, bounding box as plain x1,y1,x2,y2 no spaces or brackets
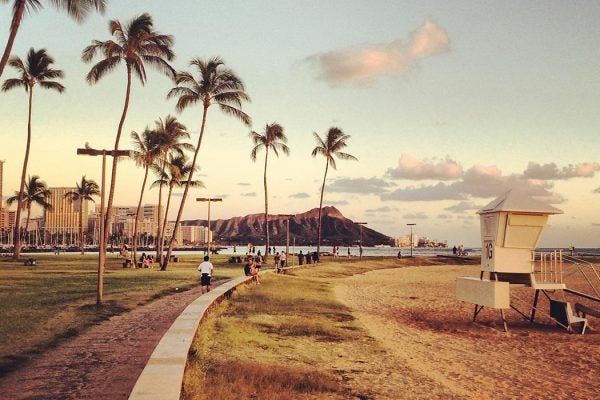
286,218,290,266
98,152,106,305
407,223,416,257
207,200,211,255
197,197,223,256
356,222,367,261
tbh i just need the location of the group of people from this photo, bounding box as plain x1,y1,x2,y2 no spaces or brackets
452,244,466,256
243,254,262,284
296,250,319,265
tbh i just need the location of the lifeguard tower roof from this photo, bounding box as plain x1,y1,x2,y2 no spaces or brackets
477,190,563,215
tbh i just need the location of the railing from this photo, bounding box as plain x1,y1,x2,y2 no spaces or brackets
562,254,600,299
531,250,563,284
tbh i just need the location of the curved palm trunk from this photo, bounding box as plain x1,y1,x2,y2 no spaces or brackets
103,65,132,260
263,148,269,261
156,156,166,263
79,198,85,255
13,87,33,260
316,159,330,258
0,0,25,78
162,105,209,270
160,183,174,251
132,165,150,263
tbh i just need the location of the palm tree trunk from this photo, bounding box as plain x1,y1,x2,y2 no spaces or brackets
156,155,166,263
133,165,149,263
103,64,132,262
162,104,209,270
80,198,84,255
13,86,33,260
316,159,329,257
160,183,174,250
263,148,269,261
0,0,25,78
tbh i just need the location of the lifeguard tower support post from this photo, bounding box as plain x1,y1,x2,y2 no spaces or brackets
456,190,563,331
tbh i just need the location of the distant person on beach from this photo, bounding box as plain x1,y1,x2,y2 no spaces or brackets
347,248,351,257
306,252,312,264
397,250,402,259
250,257,260,284
313,251,319,263
255,251,263,271
453,245,457,256
198,255,214,294
274,252,281,270
280,251,287,268
298,250,304,265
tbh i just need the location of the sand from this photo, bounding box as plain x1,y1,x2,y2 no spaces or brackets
335,264,600,400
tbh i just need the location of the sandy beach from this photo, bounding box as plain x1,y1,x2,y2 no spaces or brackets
335,264,600,400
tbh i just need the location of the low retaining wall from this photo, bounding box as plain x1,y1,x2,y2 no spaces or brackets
128,274,253,400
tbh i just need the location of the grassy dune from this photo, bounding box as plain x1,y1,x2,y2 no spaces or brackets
182,257,455,399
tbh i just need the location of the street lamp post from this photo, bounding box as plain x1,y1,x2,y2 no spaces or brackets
407,223,416,257
356,222,367,260
77,148,130,305
196,198,222,255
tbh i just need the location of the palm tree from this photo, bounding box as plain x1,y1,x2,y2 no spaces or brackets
0,0,105,78
82,13,175,270
6,175,52,245
130,127,164,262
162,57,251,270
150,116,193,263
64,176,100,254
152,154,203,250
311,127,357,256
2,48,64,259
249,123,290,260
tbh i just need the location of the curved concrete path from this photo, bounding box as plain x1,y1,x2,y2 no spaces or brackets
0,282,222,400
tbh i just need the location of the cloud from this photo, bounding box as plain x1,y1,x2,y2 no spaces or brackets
289,192,310,199
437,214,452,219
237,182,251,186
365,206,395,213
241,192,256,197
327,200,349,206
593,187,600,194
387,154,463,180
522,162,600,180
381,182,466,201
304,19,450,86
214,194,229,199
444,201,483,214
403,212,428,220
328,177,392,194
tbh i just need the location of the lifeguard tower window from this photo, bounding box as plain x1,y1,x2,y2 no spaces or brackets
504,214,548,249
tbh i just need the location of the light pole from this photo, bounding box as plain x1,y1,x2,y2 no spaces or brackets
278,214,294,266
356,222,367,260
407,223,416,257
196,197,222,255
77,148,130,305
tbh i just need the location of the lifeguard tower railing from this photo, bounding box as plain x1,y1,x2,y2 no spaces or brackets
531,250,564,285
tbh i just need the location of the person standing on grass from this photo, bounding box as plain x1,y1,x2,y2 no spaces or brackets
298,250,304,265
198,255,214,293
280,251,287,268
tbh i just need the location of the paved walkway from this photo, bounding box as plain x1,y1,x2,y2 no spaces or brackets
0,284,216,400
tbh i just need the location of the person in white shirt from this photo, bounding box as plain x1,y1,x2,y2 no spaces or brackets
280,251,287,268
197,256,214,293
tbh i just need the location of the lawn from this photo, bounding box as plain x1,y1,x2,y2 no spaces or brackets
182,257,438,400
0,252,244,376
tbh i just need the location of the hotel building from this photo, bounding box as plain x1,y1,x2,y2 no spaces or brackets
44,187,88,235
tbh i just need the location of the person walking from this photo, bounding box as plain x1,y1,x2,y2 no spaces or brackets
298,250,304,265
280,251,287,268
197,255,214,294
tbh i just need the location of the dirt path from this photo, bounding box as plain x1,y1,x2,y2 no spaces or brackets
0,283,216,400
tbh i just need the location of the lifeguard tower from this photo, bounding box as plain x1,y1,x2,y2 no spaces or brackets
457,190,598,333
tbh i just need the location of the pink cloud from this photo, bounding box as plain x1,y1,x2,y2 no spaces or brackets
523,162,600,180
387,154,463,180
305,19,450,86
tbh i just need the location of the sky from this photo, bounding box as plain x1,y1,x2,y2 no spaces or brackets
2,1,600,247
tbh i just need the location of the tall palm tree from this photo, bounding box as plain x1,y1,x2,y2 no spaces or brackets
6,175,52,245
0,0,105,78
152,154,203,250
2,48,64,259
130,127,164,262
64,176,100,254
162,57,251,270
311,127,357,256
150,116,193,263
249,123,290,259
82,13,175,270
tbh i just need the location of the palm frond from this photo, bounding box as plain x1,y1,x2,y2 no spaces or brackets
1,78,27,92
218,103,251,126
39,81,65,93
85,56,121,84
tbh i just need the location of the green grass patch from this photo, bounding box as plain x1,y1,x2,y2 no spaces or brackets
182,257,432,399
0,253,243,375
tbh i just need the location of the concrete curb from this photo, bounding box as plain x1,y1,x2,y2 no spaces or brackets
128,274,253,400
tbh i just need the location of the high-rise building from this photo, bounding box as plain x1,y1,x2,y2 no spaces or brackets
182,225,209,245
98,204,163,240
44,187,88,235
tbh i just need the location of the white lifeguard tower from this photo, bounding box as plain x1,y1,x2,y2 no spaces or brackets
456,190,593,332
